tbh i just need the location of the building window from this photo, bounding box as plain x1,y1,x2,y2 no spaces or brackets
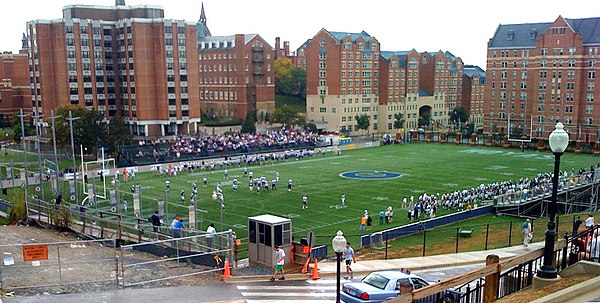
319,38,325,47
319,107,326,113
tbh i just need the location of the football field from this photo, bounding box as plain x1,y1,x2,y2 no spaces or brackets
103,143,600,248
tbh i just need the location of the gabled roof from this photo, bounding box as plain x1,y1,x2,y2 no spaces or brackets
380,51,408,68
489,17,600,49
463,66,486,84
566,18,600,45
328,30,372,42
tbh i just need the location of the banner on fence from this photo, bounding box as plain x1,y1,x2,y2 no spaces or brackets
22,244,48,262
69,178,76,200
87,183,96,208
133,191,141,218
189,204,196,230
158,200,165,218
109,188,119,213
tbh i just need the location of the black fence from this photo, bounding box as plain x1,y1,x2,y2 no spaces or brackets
120,141,328,166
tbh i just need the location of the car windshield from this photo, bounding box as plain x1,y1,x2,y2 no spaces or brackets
362,273,390,290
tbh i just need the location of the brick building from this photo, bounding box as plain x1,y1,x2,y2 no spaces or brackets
463,65,486,130
26,1,200,137
198,34,275,122
303,28,480,135
0,45,32,122
485,16,600,140
197,3,274,122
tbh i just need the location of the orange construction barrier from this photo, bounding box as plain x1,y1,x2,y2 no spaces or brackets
301,255,312,274
311,259,320,280
290,244,295,264
222,259,232,279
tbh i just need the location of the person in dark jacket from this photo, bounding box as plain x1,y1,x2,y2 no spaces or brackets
148,210,161,232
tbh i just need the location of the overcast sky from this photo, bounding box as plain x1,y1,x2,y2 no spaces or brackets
1,0,595,68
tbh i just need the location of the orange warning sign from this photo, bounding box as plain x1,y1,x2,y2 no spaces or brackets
23,244,49,262
302,246,311,254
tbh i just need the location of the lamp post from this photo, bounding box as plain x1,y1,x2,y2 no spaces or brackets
537,122,569,279
332,230,347,303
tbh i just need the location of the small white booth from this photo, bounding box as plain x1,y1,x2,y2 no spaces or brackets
248,214,292,267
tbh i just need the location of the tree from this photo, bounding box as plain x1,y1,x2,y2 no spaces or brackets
11,112,34,143
274,57,306,97
355,114,370,135
418,112,431,128
449,106,469,130
271,106,300,128
104,115,132,154
241,110,256,134
393,113,405,130
54,105,106,153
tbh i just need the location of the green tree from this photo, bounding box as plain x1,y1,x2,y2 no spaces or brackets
274,57,306,97
11,113,34,143
418,112,431,128
355,114,370,135
393,113,405,130
105,115,132,154
54,105,106,153
449,106,469,130
271,106,300,128
241,110,256,134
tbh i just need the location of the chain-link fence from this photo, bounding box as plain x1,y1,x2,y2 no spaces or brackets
120,230,233,287
0,238,117,291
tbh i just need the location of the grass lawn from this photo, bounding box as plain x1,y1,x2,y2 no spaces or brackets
66,143,599,251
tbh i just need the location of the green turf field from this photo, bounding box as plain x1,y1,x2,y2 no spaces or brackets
88,143,600,248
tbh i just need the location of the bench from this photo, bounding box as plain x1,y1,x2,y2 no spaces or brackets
458,229,473,238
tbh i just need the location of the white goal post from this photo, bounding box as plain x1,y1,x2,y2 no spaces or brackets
82,157,115,200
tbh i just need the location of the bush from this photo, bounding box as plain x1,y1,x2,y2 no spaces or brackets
8,190,27,222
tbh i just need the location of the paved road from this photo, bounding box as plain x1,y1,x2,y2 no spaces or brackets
0,263,487,303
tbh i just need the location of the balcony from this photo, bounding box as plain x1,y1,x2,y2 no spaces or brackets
252,69,264,76
252,56,264,63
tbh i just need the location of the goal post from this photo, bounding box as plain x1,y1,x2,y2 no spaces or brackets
507,114,533,143
82,157,115,200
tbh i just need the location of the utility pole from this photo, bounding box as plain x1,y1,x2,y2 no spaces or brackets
32,112,44,200
49,110,61,196
17,109,29,210
66,111,80,203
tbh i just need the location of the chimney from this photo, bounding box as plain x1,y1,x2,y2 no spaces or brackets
284,41,290,57
275,37,281,59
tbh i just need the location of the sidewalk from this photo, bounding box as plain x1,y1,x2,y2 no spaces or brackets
315,241,545,277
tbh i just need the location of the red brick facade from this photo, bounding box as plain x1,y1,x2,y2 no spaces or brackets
485,16,600,140
0,51,32,121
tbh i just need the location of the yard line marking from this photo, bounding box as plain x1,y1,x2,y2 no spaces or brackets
241,292,336,297
237,285,336,290
245,301,334,303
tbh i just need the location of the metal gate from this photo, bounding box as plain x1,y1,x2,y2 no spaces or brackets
119,230,233,287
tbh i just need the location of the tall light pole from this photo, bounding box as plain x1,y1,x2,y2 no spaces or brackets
332,230,347,303
537,122,569,280
66,111,80,202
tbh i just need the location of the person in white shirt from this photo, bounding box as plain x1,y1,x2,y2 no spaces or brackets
270,245,286,281
206,224,216,251
586,213,595,230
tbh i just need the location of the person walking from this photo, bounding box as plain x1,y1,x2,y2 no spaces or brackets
173,218,184,238
148,210,161,232
522,218,532,247
206,223,216,251
343,242,356,279
586,213,595,230
573,216,583,236
270,245,286,281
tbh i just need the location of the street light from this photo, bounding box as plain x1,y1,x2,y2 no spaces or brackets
332,230,347,303
537,122,569,280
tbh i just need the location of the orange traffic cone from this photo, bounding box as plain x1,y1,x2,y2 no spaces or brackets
222,259,232,279
311,259,320,280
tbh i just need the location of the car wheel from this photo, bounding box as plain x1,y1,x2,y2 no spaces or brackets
438,294,455,303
